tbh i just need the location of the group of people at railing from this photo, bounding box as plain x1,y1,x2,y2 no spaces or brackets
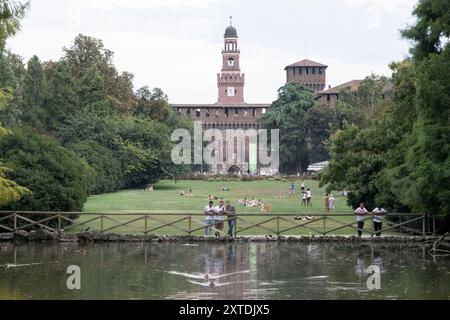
204,200,236,237
354,203,387,237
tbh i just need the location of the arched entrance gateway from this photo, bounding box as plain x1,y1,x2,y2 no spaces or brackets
227,165,242,175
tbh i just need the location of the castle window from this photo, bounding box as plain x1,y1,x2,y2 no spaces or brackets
186,109,191,116
319,68,323,74
216,109,220,117
292,68,296,75
206,108,210,117
244,109,248,116
228,58,234,67
299,67,302,74
312,68,316,74
225,108,229,117
262,108,267,114
196,109,201,117
306,68,309,75
253,108,256,117
327,94,331,101
234,108,238,116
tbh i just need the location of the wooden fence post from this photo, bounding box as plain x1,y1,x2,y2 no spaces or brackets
144,215,148,234
188,215,192,235
276,216,280,236
58,214,62,231
323,216,327,235
101,215,104,232
422,215,426,236
432,215,436,237
13,213,17,231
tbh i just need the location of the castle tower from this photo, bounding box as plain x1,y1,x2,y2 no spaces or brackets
217,18,245,104
285,59,327,92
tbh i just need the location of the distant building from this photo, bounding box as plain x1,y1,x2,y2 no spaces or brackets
285,59,327,93
173,19,390,174
315,79,363,108
173,20,271,175
307,161,329,173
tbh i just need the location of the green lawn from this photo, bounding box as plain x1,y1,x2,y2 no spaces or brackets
74,179,371,236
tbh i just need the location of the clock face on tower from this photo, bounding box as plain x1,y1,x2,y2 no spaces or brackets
227,87,235,97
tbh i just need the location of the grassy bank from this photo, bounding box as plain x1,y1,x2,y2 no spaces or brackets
74,180,365,235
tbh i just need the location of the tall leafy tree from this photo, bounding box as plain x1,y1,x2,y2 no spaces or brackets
45,61,79,130
0,0,29,50
63,34,136,113
0,126,29,207
304,103,337,163
17,55,47,129
401,0,450,60
260,82,314,174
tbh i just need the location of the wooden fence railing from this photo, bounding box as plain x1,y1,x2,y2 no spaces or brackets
0,211,436,237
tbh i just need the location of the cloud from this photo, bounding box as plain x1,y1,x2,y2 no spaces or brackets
343,0,416,14
77,0,222,10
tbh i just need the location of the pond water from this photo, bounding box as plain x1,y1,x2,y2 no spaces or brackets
0,242,449,300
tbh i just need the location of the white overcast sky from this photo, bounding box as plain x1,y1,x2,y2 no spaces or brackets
7,0,417,104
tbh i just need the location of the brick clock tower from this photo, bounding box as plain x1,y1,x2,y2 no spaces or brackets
217,18,245,104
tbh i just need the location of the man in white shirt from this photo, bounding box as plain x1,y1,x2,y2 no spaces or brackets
354,202,368,237
214,201,225,237
372,207,387,237
306,189,312,207
204,201,215,236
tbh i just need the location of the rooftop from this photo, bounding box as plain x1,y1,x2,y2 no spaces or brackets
285,59,328,69
319,79,363,95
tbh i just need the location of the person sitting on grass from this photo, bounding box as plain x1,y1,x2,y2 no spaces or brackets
277,192,285,199
180,190,185,196
187,189,193,197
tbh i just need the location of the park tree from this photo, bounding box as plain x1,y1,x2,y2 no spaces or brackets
69,140,124,194
304,103,338,163
401,0,450,61
0,126,29,207
134,86,171,122
384,46,450,218
76,65,109,113
17,55,47,129
336,75,390,129
63,34,136,113
44,61,79,130
0,128,93,212
0,0,29,50
260,82,315,174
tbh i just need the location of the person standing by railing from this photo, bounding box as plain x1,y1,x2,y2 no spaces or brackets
355,202,368,237
324,194,330,213
372,207,387,236
225,200,236,238
204,201,215,236
214,201,225,237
